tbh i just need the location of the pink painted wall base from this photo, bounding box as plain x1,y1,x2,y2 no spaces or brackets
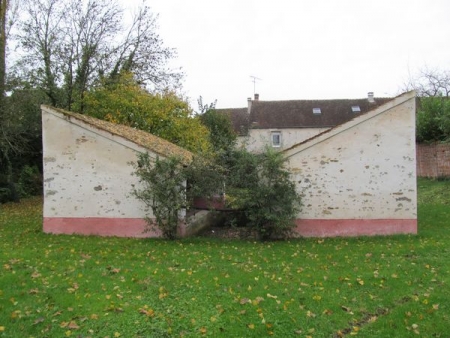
294,219,417,237
43,217,161,238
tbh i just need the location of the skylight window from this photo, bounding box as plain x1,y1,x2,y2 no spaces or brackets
351,105,361,112
271,131,281,147
313,108,321,115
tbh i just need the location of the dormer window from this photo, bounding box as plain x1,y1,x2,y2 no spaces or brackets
351,105,361,113
271,131,281,147
313,108,321,115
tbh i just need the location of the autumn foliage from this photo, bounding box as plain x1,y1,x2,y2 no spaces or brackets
84,72,211,154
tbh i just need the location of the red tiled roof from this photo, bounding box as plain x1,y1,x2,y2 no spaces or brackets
218,97,392,133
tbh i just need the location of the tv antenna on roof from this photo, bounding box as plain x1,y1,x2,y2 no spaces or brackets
250,75,262,95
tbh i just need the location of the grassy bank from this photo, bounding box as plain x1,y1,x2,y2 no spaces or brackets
0,178,449,337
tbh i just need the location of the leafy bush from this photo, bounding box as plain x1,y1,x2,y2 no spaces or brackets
132,147,301,241
18,165,42,198
132,153,187,239
199,108,237,154
225,147,302,240
416,97,450,143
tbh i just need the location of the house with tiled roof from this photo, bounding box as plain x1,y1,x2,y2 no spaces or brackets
218,92,392,152
220,91,417,237
41,105,198,238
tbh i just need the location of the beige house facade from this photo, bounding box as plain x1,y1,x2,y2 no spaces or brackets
219,93,392,152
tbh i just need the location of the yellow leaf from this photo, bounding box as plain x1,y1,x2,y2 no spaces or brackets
248,323,255,329
0,326,5,332
368,316,377,323
114,332,121,337
31,271,41,278
67,321,79,329
199,327,207,334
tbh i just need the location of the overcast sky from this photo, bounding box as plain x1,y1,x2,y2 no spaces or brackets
126,0,450,109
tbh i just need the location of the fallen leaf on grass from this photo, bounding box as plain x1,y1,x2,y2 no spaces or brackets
67,321,79,329
306,310,316,318
139,308,155,317
368,316,378,323
341,306,354,314
31,271,41,278
33,317,45,325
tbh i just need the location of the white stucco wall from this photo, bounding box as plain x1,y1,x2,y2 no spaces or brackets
238,127,329,152
42,108,151,220
284,92,417,221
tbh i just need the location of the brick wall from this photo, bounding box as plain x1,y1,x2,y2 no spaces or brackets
416,143,450,178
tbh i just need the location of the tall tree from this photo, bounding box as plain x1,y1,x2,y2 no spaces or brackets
403,67,450,142
15,0,64,106
15,0,182,112
404,67,450,97
1,0,23,202
0,0,7,115
198,100,237,154
84,72,211,154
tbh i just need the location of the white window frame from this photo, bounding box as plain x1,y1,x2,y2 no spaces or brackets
271,131,281,147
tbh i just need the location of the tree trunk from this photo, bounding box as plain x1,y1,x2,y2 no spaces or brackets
0,0,7,117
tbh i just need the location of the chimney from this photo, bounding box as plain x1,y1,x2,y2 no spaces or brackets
247,97,252,114
368,92,375,103
254,93,259,100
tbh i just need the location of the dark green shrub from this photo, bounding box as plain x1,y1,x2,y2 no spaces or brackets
132,147,301,241
132,153,187,239
18,165,42,198
225,147,302,240
417,97,450,143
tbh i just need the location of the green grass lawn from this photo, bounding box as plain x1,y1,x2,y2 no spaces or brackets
0,178,449,337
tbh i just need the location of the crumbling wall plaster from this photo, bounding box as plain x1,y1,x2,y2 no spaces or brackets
285,93,417,224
